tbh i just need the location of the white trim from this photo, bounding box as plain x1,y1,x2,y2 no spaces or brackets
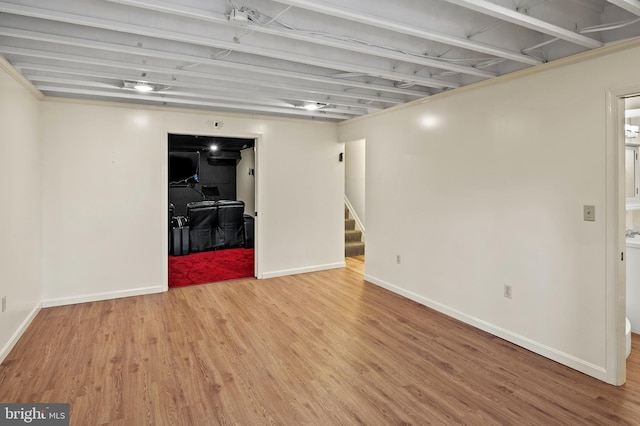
261,262,346,279
605,86,640,385
41,285,164,308
162,130,169,292
364,274,609,381
0,55,43,100
0,303,41,364
344,196,366,239
607,88,625,385
254,135,263,280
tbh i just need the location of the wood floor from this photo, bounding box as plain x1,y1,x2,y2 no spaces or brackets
1,256,640,425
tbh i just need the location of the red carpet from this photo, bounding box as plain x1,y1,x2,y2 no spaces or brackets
169,248,254,288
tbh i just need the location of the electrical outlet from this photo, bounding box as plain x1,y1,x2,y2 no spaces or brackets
396,255,401,264
504,284,512,299
584,205,595,222
1,296,6,313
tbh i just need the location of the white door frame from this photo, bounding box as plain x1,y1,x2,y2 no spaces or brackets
606,86,640,385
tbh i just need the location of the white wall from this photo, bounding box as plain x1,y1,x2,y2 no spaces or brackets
339,41,640,383
236,147,255,217
345,138,366,231
40,101,344,304
0,63,42,361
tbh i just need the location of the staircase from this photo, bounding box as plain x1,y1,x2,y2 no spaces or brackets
345,206,365,257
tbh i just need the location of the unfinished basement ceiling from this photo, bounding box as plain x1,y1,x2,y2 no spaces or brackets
1,0,640,122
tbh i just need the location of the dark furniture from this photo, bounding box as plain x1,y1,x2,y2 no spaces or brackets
185,200,246,252
171,220,189,256
169,203,174,254
215,200,245,249
243,214,254,249
186,201,218,252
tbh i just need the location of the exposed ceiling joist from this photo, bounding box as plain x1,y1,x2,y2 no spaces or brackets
0,1,458,90
0,27,426,99
440,0,603,49
12,60,402,109
270,0,543,65
103,0,497,80
28,75,372,113
3,47,405,107
26,73,381,113
0,0,638,121
36,85,357,120
607,0,640,16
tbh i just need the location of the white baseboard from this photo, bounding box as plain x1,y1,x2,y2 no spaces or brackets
261,262,346,279
0,302,41,364
42,285,165,308
364,273,608,382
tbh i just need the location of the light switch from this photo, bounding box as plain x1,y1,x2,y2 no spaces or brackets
584,205,595,222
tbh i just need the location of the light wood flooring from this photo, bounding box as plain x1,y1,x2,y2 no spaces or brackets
1,256,640,425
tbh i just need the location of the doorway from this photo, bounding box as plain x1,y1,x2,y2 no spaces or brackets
607,88,640,385
167,133,256,288
624,95,640,362
344,138,366,259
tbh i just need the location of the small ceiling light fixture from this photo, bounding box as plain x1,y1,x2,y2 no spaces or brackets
303,102,328,111
123,80,163,92
133,81,155,92
210,144,218,152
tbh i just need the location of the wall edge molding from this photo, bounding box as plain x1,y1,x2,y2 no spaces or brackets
0,56,44,100
261,262,346,279
363,273,609,383
0,303,41,364
42,285,165,308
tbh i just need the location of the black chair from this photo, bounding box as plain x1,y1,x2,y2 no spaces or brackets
185,200,245,252
243,214,254,249
186,201,218,252
216,200,245,248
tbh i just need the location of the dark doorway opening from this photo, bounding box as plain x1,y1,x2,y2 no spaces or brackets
168,133,256,287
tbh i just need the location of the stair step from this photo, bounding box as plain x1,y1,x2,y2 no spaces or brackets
345,207,350,219
345,241,365,257
345,218,356,231
345,229,362,242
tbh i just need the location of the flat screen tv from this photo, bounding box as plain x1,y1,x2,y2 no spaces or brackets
169,151,200,185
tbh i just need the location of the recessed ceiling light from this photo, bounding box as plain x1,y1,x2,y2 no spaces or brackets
133,82,154,92
303,102,328,111
123,80,168,92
